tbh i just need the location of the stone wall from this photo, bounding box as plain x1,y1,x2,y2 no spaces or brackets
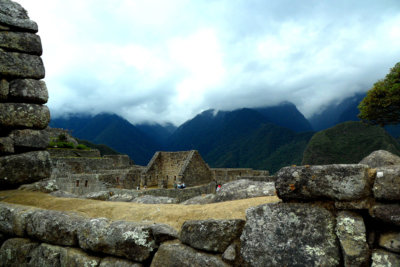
210,168,270,184
48,148,101,158
0,0,51,188
181,150,213,187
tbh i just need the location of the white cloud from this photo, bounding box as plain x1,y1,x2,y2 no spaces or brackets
17,0,400,125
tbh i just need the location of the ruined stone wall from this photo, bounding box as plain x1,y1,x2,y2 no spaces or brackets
211,168,270,184
103,154,133,168
0,0,51,188
181,151,213,187
47,148,101,158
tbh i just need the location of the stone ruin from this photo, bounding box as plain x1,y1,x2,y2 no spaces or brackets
0,1,399,266
0,0,51,189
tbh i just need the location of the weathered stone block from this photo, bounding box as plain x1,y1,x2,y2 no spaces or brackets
276,164,372,201
11,129,49,150
336,211,369,267
222,243,238,263
214,179,276,202
26,209,84,246
335,198,374,210
359,150,400,168
78,218,157,262
180,219,245,253
379,232,400,253
100,257,143,267
9,78,48,103
0,151,51,187
0,2,38,32
0,202,35,236
370,203,400,226
0,32,42,55
149,223,178,244
371,249,400,267
150,240,230,267
240,202,340,267
0,238,39,266
0,103,50,129
373,166,400,201
29,243,102,267
0,136,13,154
0,79,8,100
0,51,44,78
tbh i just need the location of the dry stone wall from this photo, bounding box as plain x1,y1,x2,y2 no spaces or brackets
0,0,51,189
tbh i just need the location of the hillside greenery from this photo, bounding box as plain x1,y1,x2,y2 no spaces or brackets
75,138,120,156
302,121,400,165
359,62,400,126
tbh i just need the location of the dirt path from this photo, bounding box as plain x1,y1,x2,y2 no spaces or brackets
0,190,280,230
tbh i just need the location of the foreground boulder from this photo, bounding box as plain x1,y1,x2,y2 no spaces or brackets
0,151,51,188
359,150,400,168
370,204,400,226
336,211,369,266
150,240,230,267
373,166,400,201
214,179,276,202
276,164,372,201
240,203,340,267
0,238,39,266
379,232,400,253
77,218,157,262
371,249,400,266
25,209,84,246
180,219,245,253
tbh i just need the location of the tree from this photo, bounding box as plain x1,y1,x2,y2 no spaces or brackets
358,62,400,126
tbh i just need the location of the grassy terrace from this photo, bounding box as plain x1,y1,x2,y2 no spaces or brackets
0,190,280,230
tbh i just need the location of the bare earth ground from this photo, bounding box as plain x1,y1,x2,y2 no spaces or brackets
0,190,280,230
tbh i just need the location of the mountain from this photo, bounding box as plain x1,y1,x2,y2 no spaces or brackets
168,108,314,173
50,113,161,165
75,138,121,156
135,122,177,148
254,102,313,132
302,121,400,165
309,92,366,131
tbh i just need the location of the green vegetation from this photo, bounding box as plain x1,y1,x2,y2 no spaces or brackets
358,62,400,126
76,138,120,156
302,121,400,165
48,140,75,149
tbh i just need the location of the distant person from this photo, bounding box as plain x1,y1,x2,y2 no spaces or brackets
177,183,182,189
182,183,186,189
173,182,177,189
216,184,221,192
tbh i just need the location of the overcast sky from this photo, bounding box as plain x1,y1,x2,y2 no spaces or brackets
17,0,400,126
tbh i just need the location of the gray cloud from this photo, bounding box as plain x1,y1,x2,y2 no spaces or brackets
18,0,400,125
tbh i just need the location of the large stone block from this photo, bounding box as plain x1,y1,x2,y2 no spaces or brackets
371,249,400,267
0,151,51,187
0,51,44,78
25,209,84,246
29,243,101,267
9,79,48,103
359,150,400,168
370,203,400,226
373,166,400,201
0,136,13,154
0,1,38,32
240,202,340,267
11,129,49,150
0,238,39,266
379,232,400,253
78,218,157,262
0,32,42,55
276,164,372,201
0,79,8,100
336,211,369,267
0,202,35,236
150,240,230,267
100,257,143,267
180,219,245,253
214,179,276,202
0,103,49,129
